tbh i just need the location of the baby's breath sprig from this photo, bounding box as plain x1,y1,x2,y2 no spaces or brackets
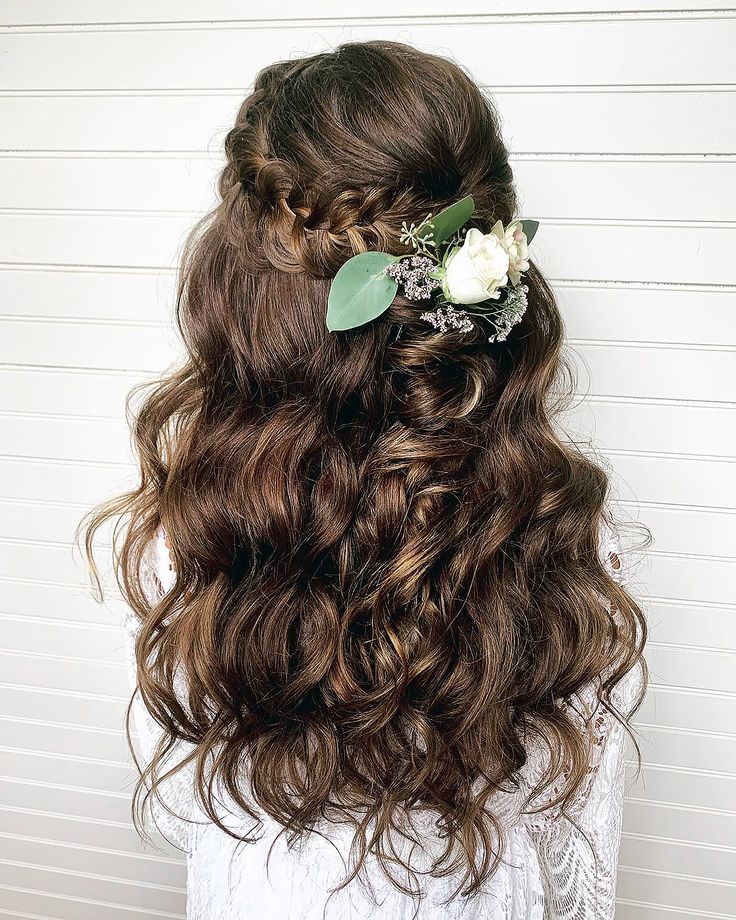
461,282,529,342
419,303,474,334
384,255,437,300
398,218,437,256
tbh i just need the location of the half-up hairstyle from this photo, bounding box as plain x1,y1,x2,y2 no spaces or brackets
82,39,647,902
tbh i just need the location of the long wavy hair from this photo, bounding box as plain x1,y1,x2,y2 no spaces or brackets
81,40,647,902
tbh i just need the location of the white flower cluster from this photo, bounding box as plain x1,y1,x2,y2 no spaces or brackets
379,207,535,344
442,220,530,305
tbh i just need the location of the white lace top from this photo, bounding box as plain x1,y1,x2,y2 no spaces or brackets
123,522,643,920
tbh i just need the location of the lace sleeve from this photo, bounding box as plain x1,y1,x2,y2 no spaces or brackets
522,517,644,919
122,525,197,854
598,515,626,586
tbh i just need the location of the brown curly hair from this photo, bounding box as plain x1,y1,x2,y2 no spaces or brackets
81,40,647,902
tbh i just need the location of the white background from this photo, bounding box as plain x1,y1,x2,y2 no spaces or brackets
1,2,735,918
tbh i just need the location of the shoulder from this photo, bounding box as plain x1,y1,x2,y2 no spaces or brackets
597,513,647,715
598,514,626,584
140,524,177,603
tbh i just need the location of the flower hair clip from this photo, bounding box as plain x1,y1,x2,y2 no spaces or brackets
325,194,539,343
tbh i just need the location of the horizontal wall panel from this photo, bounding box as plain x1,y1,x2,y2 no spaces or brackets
559,285,736,349
636,687,734,735
2,90,734,156
3,325,734,397
635,727,736,775
0,212,191,271
502,90,736,155
0,723,128,771
5,573,733,652
3,211,732,286
640,728,736,776
8,374,736,460
616,906,731,920
0,94,237,153
0,540,115,588
0,368,146,417
0,685,126,730
3,20,734,90
515,158,736,224
0,501,116,551
3,156,735,225
0,457,135,506
0,778,130,824
0,862,186,917
4,498,733,569
0,834,185,891
619,834,736,887
570,343,736,403
623,799,736,850
647,640,736,692
0,500,95,545
0,651,128,697
0,886,183,920
0,748,133,792
625,765,736,813
0,267,177,322
645,555,735,607
7,453,731,530
646,601,736,652
0,807,182,859
619,507,735,558
617,867,736,918
536,222,735,286
0,155,219,213
565,400,736,458
608,454,736,510
15,572,736,648
6,1,735,24
0,578,129,624
0,615,125,662
0,414,133,464
0,317,179,372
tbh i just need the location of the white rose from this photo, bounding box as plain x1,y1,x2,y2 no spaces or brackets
500,219,530,285
442,227,510,305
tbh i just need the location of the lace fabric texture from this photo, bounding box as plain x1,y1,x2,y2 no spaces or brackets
125,520,643,919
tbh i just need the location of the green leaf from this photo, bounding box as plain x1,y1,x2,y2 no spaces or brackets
520,219,539,245
326,251,400,332
423,195,475,246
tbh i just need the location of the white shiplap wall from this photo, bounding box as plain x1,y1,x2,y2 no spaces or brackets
1,3,735,918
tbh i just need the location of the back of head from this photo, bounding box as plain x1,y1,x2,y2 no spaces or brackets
85,40,645,900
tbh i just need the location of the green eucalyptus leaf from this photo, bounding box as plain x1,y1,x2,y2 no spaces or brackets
423,195,475,246
326,251,400,332
520,219,539,245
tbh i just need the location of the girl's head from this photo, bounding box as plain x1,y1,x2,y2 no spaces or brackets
220,38,515,280
83,40,646,900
